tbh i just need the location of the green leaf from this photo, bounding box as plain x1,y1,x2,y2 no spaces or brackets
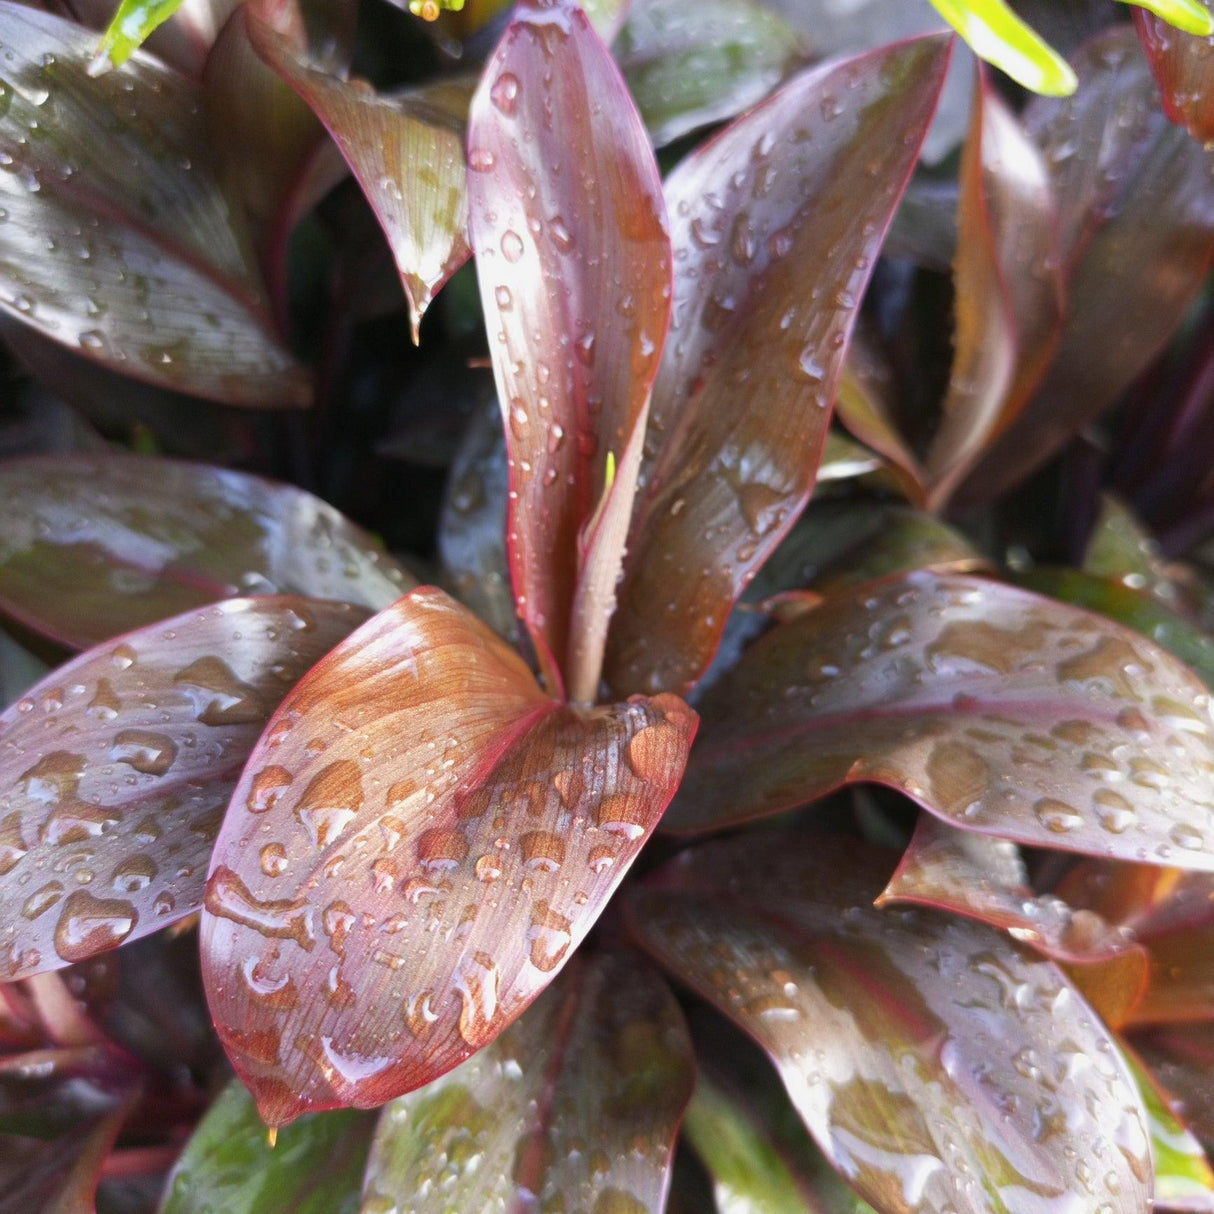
160,1080,375,1214
94,0,184,72
1126,0,1214,37
926,0,1077,95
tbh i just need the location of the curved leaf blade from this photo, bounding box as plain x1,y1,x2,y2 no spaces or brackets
95,0,185,69
628,833,1153,1214
1136,1,1214,142
200,588,695,1124
0,3,309,407
467,0,671,697
0,596,367,980
605,36,952,698
1129,0,1214,37
668,571,1214,873
361,951,694,1213
0,454,413,649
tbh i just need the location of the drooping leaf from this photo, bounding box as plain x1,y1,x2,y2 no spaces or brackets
361,951,694,1213
0,454,412,649
1136,1,1214,144
667,570,1214,873
628,833,1153,1214
606,36,952,699
467,0,671,700
922,72,1062,511
245,0,473,342
0,3,309,407
0,596,366,980
614,0,805,147
956,28,1214,507
160,1080,374,1214
200,588,695,1124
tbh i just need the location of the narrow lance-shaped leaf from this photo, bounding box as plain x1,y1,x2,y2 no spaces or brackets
245,0,473,342
94,0,187,71
628,833,1153,1214
605,36,951,699
361,951,694,1214
467,0,672,699
1129,0,1214,37
161,1080,375,1214
0,454,413,650
667,570,1214,874
200,588,695,1124
0,596,367,981
1136,0,1214,143
0,3,309,407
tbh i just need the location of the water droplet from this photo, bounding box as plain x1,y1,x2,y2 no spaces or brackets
295,760,363,850
527,901,571,971
260,843,288,876
490,71,520,115
110,729,177,776
54,891,136,962
1034,798,1084,834
111,855,157,893
247,765,293,813
175,657,264,725
501,230,525,262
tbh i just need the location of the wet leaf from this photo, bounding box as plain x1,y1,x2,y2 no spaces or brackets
0,454,412,649
245,0,472,341
467,0,671,699
0,3,309,407
0,596,367,980
0,629,48,713
200,588,695,1124
628,832,1153,1214
160,1080,374,1214
956,28,1214,507
606,36,952,699
667,570,1214,873
1130,0,1214,37
1136,1,1214,143
923,73,1062,511
1085,495,1186,610
94,0,185,69
361,951,693,1213
615,0,805,147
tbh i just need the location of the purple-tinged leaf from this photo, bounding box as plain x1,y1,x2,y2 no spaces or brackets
1137,1,1214,142
200,588,695,1124
467,0,671,699
666,570,1214,873
0,596,367,980
245,0,472,342
1135,1025,1214,1153
614,0,806,147
0,454,413,649
0,3,309,408
628,833,1153,1214
362,951,693,1212
956,29,1214,507
604,37,951,699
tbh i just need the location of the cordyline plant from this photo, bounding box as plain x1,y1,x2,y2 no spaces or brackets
1,0,1214,1209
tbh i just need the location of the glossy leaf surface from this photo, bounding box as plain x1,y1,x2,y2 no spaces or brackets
0,3,308,407
201,588,695,1124
246,3,472,341
1137,1,1214,142
95,0,186,69
0,455,412,649
615,0,804,147
1127,0,1214,34
606,36,951,698
161,1080,374,1214
629,833,1153,1214
361,951,694,1213
1084,495,1184,609
668,571,1214,872
467,0,671,697
0,596,366,980
957,28,1214,506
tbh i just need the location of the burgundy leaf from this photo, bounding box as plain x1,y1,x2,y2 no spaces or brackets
1137,2,1214,142
0,3,309,407
362,951,694,1212
628,832,1153,1214
666,571,1214,873
604,36,951,699
467,0,672,700
0,596,367,980
0,454,413,649
200,588,695,1124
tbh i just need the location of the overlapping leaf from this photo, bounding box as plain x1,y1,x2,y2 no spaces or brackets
362,951,694,1213
0,3,309,407
605,36,951,698
200,588,695,1124
667,570,1214,873
467,0,672,699
0,454,412,648
0,596,366,981
628,833,1153,1214
1138,0,1214,141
